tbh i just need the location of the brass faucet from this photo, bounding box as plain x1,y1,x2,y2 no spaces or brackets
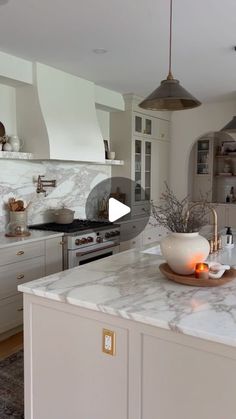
185,203,220,253
36,175,56,196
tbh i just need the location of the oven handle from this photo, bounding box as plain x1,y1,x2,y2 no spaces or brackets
76,243,119,257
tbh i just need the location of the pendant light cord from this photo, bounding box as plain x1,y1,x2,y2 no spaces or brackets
167,0,174,80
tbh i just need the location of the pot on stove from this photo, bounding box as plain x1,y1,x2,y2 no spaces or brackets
54,208,75,224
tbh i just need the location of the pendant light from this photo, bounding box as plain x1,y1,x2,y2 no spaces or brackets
220,116,236,132
139,0,201,111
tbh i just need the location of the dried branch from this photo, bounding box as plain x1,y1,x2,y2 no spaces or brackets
150,183,211,233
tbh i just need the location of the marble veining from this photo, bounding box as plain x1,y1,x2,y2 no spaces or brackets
19,247,236,348
0,159,110,231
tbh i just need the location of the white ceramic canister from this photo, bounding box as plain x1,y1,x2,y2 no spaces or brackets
8,136,23,152
160,232,210,275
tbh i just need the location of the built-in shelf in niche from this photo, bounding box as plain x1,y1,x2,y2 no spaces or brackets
104,159,124,166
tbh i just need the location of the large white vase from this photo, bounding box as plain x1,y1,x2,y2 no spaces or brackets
160,232,210,275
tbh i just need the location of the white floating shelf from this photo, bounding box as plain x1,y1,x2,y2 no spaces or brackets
104,159,124,166
0,151,34,160
0,153,124,165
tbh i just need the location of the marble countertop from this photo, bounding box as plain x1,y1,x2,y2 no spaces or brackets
18,244,236,348
0,230,63,249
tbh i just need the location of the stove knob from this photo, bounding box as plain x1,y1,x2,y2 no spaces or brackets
105,232,111,239
96,236,103,243
87,236,94,243
81,237,88,244
114,230,120,236
75,239,82,246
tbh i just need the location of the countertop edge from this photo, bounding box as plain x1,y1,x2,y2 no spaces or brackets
0,231,64,248
18,283,236,349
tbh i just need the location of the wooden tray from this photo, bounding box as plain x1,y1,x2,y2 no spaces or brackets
159,263,236,287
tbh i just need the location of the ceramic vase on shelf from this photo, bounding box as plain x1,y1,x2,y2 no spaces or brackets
8,136,23,152
160,232,210,275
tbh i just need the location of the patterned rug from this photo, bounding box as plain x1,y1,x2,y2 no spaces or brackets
0,350,24,418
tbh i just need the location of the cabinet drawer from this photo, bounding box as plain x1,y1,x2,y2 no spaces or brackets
143,229,158,245
143,226,168,246
120,219,147,242
120,234,143,252
0,240,45,266
0,294,23,334
0,256,45,300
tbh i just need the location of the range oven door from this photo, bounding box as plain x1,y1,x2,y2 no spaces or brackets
68,242,120,268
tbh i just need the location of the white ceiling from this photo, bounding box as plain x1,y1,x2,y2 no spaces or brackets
0,0,236,102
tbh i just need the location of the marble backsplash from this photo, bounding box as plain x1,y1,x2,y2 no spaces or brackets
0,159,110,232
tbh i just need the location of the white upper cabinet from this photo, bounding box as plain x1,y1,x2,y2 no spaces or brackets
133,113,153,137
156,118,170,141
133,112,170,140
133,139,152,203
110,94,171,214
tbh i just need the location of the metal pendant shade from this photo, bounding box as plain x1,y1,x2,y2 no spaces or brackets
220,116,236,132
139,0,201,111
139,77,201,111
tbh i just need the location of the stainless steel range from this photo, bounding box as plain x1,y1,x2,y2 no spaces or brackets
30,220,120,269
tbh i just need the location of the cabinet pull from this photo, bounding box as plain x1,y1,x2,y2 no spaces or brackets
161,133,165,138
17,307,23,312
59,241,64,245
16,250,24,256
17,274,25,280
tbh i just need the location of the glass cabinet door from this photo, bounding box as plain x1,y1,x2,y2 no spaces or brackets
134,139,152,202
134,115,153,136
196,139,210,175
145,141,151,200
144,118,152,136
135,140,142,201
135,116,142,134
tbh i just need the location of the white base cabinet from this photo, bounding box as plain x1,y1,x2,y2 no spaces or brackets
119,219,168,252
0,236,63,335
45,236,63,275
24,295,236,419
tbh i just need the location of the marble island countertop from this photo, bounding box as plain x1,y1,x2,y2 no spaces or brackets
19,245,236,348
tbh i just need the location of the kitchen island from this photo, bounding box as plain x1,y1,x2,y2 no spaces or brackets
19,246,236,419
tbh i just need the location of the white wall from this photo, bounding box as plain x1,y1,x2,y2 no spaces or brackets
0,84,17,136
170,100,236,198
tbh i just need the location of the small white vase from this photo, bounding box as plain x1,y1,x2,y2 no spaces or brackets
160,232,210,275
3,142,12,151
8,135,23,152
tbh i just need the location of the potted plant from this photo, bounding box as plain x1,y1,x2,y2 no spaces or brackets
151,184,210,275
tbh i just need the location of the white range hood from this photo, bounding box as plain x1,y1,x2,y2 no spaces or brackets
15,63,124,163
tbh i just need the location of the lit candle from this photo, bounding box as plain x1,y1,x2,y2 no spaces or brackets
195,263,209,280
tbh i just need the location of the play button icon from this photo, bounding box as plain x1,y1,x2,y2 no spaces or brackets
85,176,151,241
108,198,131,222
